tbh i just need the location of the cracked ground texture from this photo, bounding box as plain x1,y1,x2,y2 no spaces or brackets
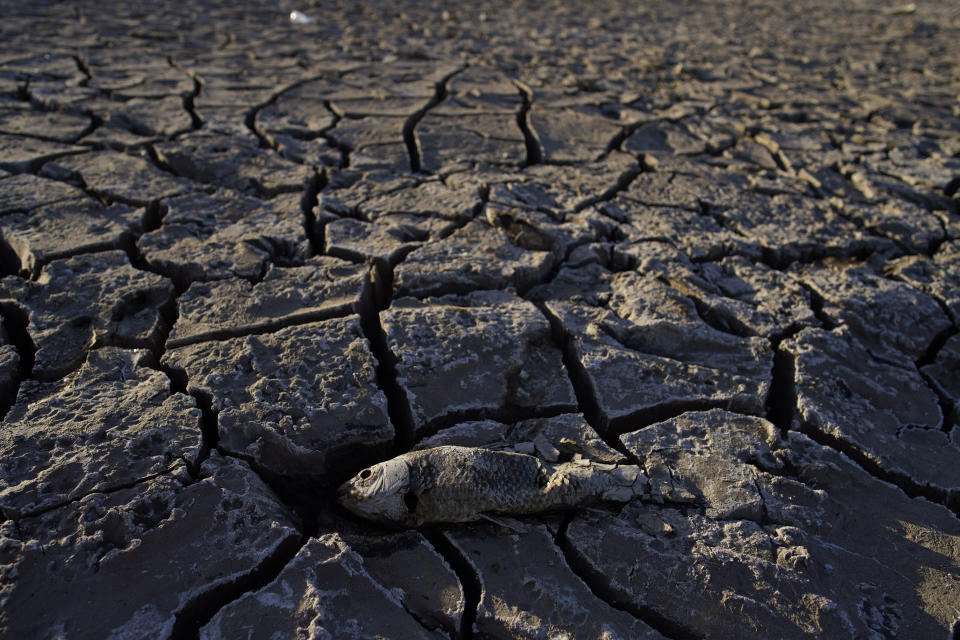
0,0,958,637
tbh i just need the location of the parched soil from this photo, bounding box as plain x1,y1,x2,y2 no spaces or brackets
1,1,959,638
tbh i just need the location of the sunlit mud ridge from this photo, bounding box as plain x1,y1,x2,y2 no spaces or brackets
0,0,959,638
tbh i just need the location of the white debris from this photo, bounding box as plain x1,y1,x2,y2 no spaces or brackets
289,10,317,24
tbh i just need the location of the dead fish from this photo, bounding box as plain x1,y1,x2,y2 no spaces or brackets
337,445,648,527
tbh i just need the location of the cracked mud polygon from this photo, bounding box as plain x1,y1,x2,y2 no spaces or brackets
1,1,959,638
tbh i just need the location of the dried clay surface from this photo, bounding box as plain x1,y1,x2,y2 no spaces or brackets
1,0,959,638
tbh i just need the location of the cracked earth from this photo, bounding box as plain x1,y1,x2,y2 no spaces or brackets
1,0,959,638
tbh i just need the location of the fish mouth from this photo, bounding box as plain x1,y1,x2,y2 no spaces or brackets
336,482,372,519
336,481,357,507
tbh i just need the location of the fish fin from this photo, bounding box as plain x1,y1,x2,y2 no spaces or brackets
479,513,528,533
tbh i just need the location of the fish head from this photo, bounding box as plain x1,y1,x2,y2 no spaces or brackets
337,458,416,526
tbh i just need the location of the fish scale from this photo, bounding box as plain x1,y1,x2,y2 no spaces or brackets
338,445,649,527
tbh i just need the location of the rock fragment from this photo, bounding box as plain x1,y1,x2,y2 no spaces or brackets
886,239,960,323
0,454,300,640
609,198,758,261
621,167,745,211
167,257,371,347
784,327,959,495
326,116,410,171
0,348,202,518
154,133,316,197
0,173,86,215
255,87,337,138
839,199,946,254
529,107,624,163
297,61,458,171
192,66,287,136
794,259,951,360
0,132,85,172
0,250,173,380
417,68,527,172
333,526,465,635
41,151,190,206
199,535,438,640
562,410,960,638
0,199,143,275
445,523,664,639
623,120,707,156
532,263,772,432
324,213,456,265
418,110,526,171
99,95,195,138
138,189,310,287
666,255,818,339
622,410,806,521
382,291,576,437
393,218,556,298
162,317,391,478
321,173,479,222
0,105,91,142
921,334,960,428
722,194,887,267
394,205,597,297
499,151,638,213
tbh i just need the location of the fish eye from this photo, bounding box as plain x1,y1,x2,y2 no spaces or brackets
359,468,372,480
